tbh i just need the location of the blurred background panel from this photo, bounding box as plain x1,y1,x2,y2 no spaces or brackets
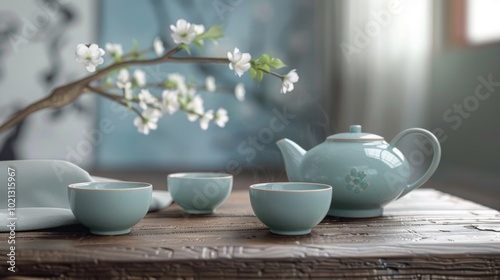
95,0,329,172
0,0,97,166
426,0,500,207
0,0,499,208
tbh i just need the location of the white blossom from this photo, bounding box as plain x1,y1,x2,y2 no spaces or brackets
234,83,245,102
194,24,205,35
105,43,123,57
153,37,165,57
194,24,205,45
117,69,133,100
185,87,196,99
167,73,188,94
281,69,299,94
138,89,158,110
116,70,133,100
124,87,133,100
162,90,179,115
214,108,229,128
145,107,163,119
133,109,161,135
75,43,105,72
133,69,147,87
116,69,130,89
186,95,204,122
170,19,197,45
200,110,214,130
205,76,216,92
227,48,251,77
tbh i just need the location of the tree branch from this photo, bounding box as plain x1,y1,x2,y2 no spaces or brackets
85,85,142,117
81,46,182,84
0,46,182,132
256,67,283,79
167,57,229,64
0,81,88,132
0,45,248,133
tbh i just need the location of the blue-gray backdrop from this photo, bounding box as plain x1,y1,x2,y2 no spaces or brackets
96,0,327,171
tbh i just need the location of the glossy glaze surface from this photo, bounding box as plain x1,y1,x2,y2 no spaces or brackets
249,182,332,235
68,182,152,235
167,173,233,214
277,125,441,218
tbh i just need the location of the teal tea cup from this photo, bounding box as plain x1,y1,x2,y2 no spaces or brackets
167,172,233,214
68,182,152,235
249,182,332,235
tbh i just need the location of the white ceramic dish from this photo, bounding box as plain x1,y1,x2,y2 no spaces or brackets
0,160,172,232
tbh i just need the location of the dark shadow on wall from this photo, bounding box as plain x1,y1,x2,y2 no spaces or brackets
0,0,92,159
0,109,26,160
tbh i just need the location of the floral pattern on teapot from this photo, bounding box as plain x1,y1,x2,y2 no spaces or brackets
345,168,369,193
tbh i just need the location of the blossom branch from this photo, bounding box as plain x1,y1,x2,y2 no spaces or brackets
255,66,283,79
119,47,154,60
85,85,142,117
82,46,182,84
0,46,181,132
167,57,229,64
0,19,297,134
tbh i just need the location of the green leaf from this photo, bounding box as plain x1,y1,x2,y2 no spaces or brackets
259,64,270,73
249,68,257,80
198,25,224,40
131,38,139,52
180,43,191,55
257,70,264,83
104,77,113,86
193,40,204,52
112,53,122,62
268,58,286,69
164,80,175,89
256,54,270,65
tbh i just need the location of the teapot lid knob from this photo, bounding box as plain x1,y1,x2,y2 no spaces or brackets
349,125,362,133
327,124,384,142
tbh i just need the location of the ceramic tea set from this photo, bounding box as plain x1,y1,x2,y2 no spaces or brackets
0,160,233,235
251,124,441,234
68,172,233,235
0,125,440,236
276,125,442,218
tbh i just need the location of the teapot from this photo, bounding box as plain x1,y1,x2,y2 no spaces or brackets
276,125,441,218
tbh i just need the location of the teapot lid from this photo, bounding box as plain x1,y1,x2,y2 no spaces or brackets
327,125,384,142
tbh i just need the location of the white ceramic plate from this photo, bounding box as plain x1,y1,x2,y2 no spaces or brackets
0,160,173,232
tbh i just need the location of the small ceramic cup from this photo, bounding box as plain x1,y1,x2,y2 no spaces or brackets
249,182,332,235
68,181,152,235
167,172,233,214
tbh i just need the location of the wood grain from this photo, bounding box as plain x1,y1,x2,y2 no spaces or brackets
1,189,500,279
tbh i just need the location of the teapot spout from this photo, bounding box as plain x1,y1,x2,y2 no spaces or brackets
276,138,306,182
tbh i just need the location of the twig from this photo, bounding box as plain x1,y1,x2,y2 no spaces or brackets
0,46,226,133
119,47,154,60
85,86,142,117
256,67,283,79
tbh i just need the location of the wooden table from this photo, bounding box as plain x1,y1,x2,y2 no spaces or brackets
2,188,500,279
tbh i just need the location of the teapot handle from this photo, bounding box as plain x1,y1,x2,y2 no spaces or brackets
389,128,441,198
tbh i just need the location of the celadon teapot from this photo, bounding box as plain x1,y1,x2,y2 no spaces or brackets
277,125,441,218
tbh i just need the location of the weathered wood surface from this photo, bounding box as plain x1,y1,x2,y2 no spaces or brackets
1,189,500,279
